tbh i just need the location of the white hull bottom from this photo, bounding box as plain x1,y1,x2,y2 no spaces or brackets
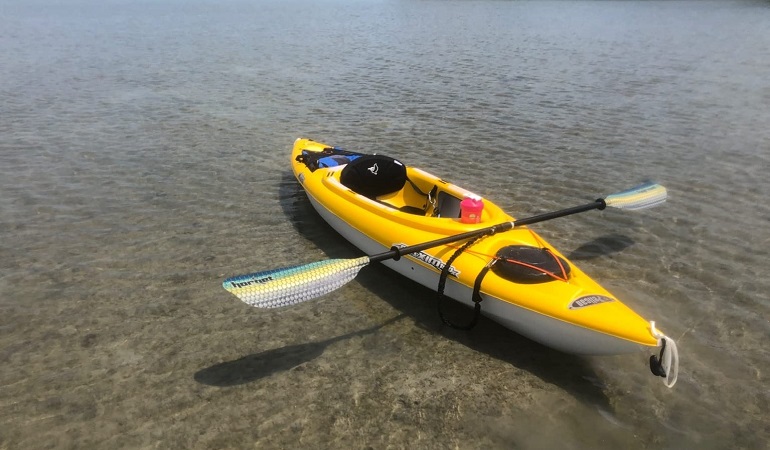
306,194,647,356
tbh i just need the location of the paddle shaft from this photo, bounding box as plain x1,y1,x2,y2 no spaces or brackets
369,199,605,263
224,181,666,308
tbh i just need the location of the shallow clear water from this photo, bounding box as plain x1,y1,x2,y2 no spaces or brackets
2,0,769,448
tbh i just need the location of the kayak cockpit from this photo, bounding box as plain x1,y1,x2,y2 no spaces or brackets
319,152,507,225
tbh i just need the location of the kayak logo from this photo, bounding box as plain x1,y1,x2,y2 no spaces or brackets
392,243,460,277
569,294,614,310
367,163,379,175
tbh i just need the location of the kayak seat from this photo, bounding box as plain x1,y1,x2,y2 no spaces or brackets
340,155,431,214
399,205,428,214
340,155,407,198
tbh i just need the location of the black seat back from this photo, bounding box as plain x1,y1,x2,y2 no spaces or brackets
340,155,407,198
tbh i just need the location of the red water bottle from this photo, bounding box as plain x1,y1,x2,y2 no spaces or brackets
460,195,484,223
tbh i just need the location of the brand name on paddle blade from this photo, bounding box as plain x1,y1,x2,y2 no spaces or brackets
229,276,274,289
569,294,614,309
393,243,460,277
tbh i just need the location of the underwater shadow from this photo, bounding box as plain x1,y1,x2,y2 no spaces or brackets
195,314,406,387
278,171,363,257
359,265,613,409
271,171,612,408
566,233,635,261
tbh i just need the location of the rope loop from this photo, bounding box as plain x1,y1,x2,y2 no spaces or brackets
437,233,492,330
649,321,680,388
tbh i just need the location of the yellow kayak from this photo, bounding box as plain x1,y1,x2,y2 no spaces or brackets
223,138,680,386
291,139,668,352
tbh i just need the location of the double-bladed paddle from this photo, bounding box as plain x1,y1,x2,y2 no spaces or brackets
223,182,667,309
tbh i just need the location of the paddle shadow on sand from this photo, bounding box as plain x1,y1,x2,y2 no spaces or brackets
195,173,618,407
194,314,406,387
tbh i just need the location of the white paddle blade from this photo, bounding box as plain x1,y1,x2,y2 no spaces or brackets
604,182,667,210
223,257,370,308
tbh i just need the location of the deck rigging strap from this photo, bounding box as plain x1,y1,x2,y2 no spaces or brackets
436,233,494,330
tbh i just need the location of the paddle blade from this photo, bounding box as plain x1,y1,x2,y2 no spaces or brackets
604,182,667,210
223,257,370,308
